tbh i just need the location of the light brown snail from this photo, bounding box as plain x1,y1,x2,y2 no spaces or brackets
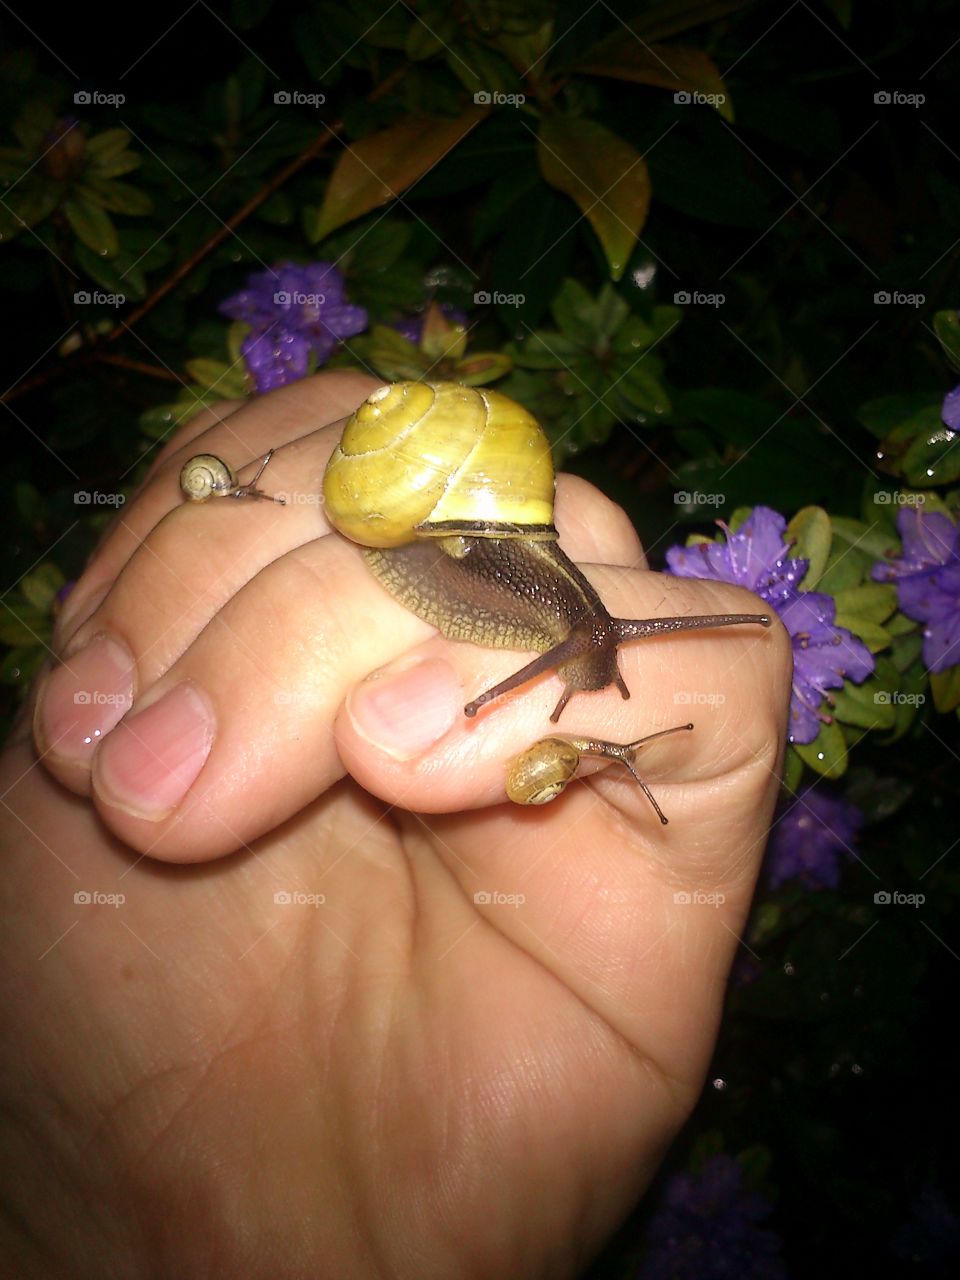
505,724,694,823
179,450,285,504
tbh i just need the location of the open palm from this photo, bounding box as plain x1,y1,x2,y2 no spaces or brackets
1,373,790,1278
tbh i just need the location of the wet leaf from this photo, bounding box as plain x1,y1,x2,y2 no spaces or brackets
64,195,119,257
537,116,650,281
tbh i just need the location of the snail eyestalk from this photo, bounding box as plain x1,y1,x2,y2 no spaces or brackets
229,449,286,504
464,611,772,723
179,450,285,505
505,722,695,822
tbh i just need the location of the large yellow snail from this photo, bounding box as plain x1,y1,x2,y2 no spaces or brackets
182,381,771,821
322,381,771,820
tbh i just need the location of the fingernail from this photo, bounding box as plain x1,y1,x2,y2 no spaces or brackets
94,682,215,820
346,657,459,760
35,633,135,764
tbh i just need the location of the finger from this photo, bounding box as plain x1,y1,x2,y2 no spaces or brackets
34,408,375,795
51,471,650,858
55,371,382,646
336,570,788,826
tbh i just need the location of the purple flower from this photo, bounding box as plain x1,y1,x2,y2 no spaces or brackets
872,507,960,673
638,1154,786,1280
942,381,960,432
220,261,367,392
666,507,875,744
392,303,468,345
765,785,863,889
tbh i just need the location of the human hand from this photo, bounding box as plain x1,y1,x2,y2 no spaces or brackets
1,371,791,1278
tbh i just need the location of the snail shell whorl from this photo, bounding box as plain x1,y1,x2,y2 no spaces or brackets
179,454,236,502
322,381,556,548
505,737,581,805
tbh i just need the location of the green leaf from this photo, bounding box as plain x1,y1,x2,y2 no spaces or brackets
445,40,518,98
86,128,133,161
551,278,604,347
184,358,249,397
782,745,804,794
74,241,147,299
454,352,513,385
832,611,891,654
64,196,119,257
0,602,49,647
76,177,153,216
930,666,960,713
901,421,960,488
794,718,848,779
933,308,960,373
363,325,431,380
857,393,938,439
786,506,831,589
537,116,650,282
830,679,897,731
830,516,897,561
20,562,65,612
1,183,60,235
576,40,733,121
629,0,751,42
308,108,487,243
832,583,898,626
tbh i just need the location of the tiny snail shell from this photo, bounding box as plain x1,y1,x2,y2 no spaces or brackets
179,454,238,502
505,738,581,805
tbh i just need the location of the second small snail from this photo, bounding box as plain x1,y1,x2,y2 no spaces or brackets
181,381,771,820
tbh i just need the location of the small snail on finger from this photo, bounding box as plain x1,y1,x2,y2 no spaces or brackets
322,381,770,732
505,723,694,823
179,450,285,504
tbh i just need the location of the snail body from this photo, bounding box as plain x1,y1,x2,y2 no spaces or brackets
323,381,771,725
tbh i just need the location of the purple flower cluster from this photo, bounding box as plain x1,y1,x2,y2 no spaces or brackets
666,507,874,744
872,506,960,673
220,261,367,393
637,1154,786,1280
765,785,863,889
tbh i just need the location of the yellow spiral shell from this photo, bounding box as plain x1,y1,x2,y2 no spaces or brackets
322,381,555,548
179,454,237,501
